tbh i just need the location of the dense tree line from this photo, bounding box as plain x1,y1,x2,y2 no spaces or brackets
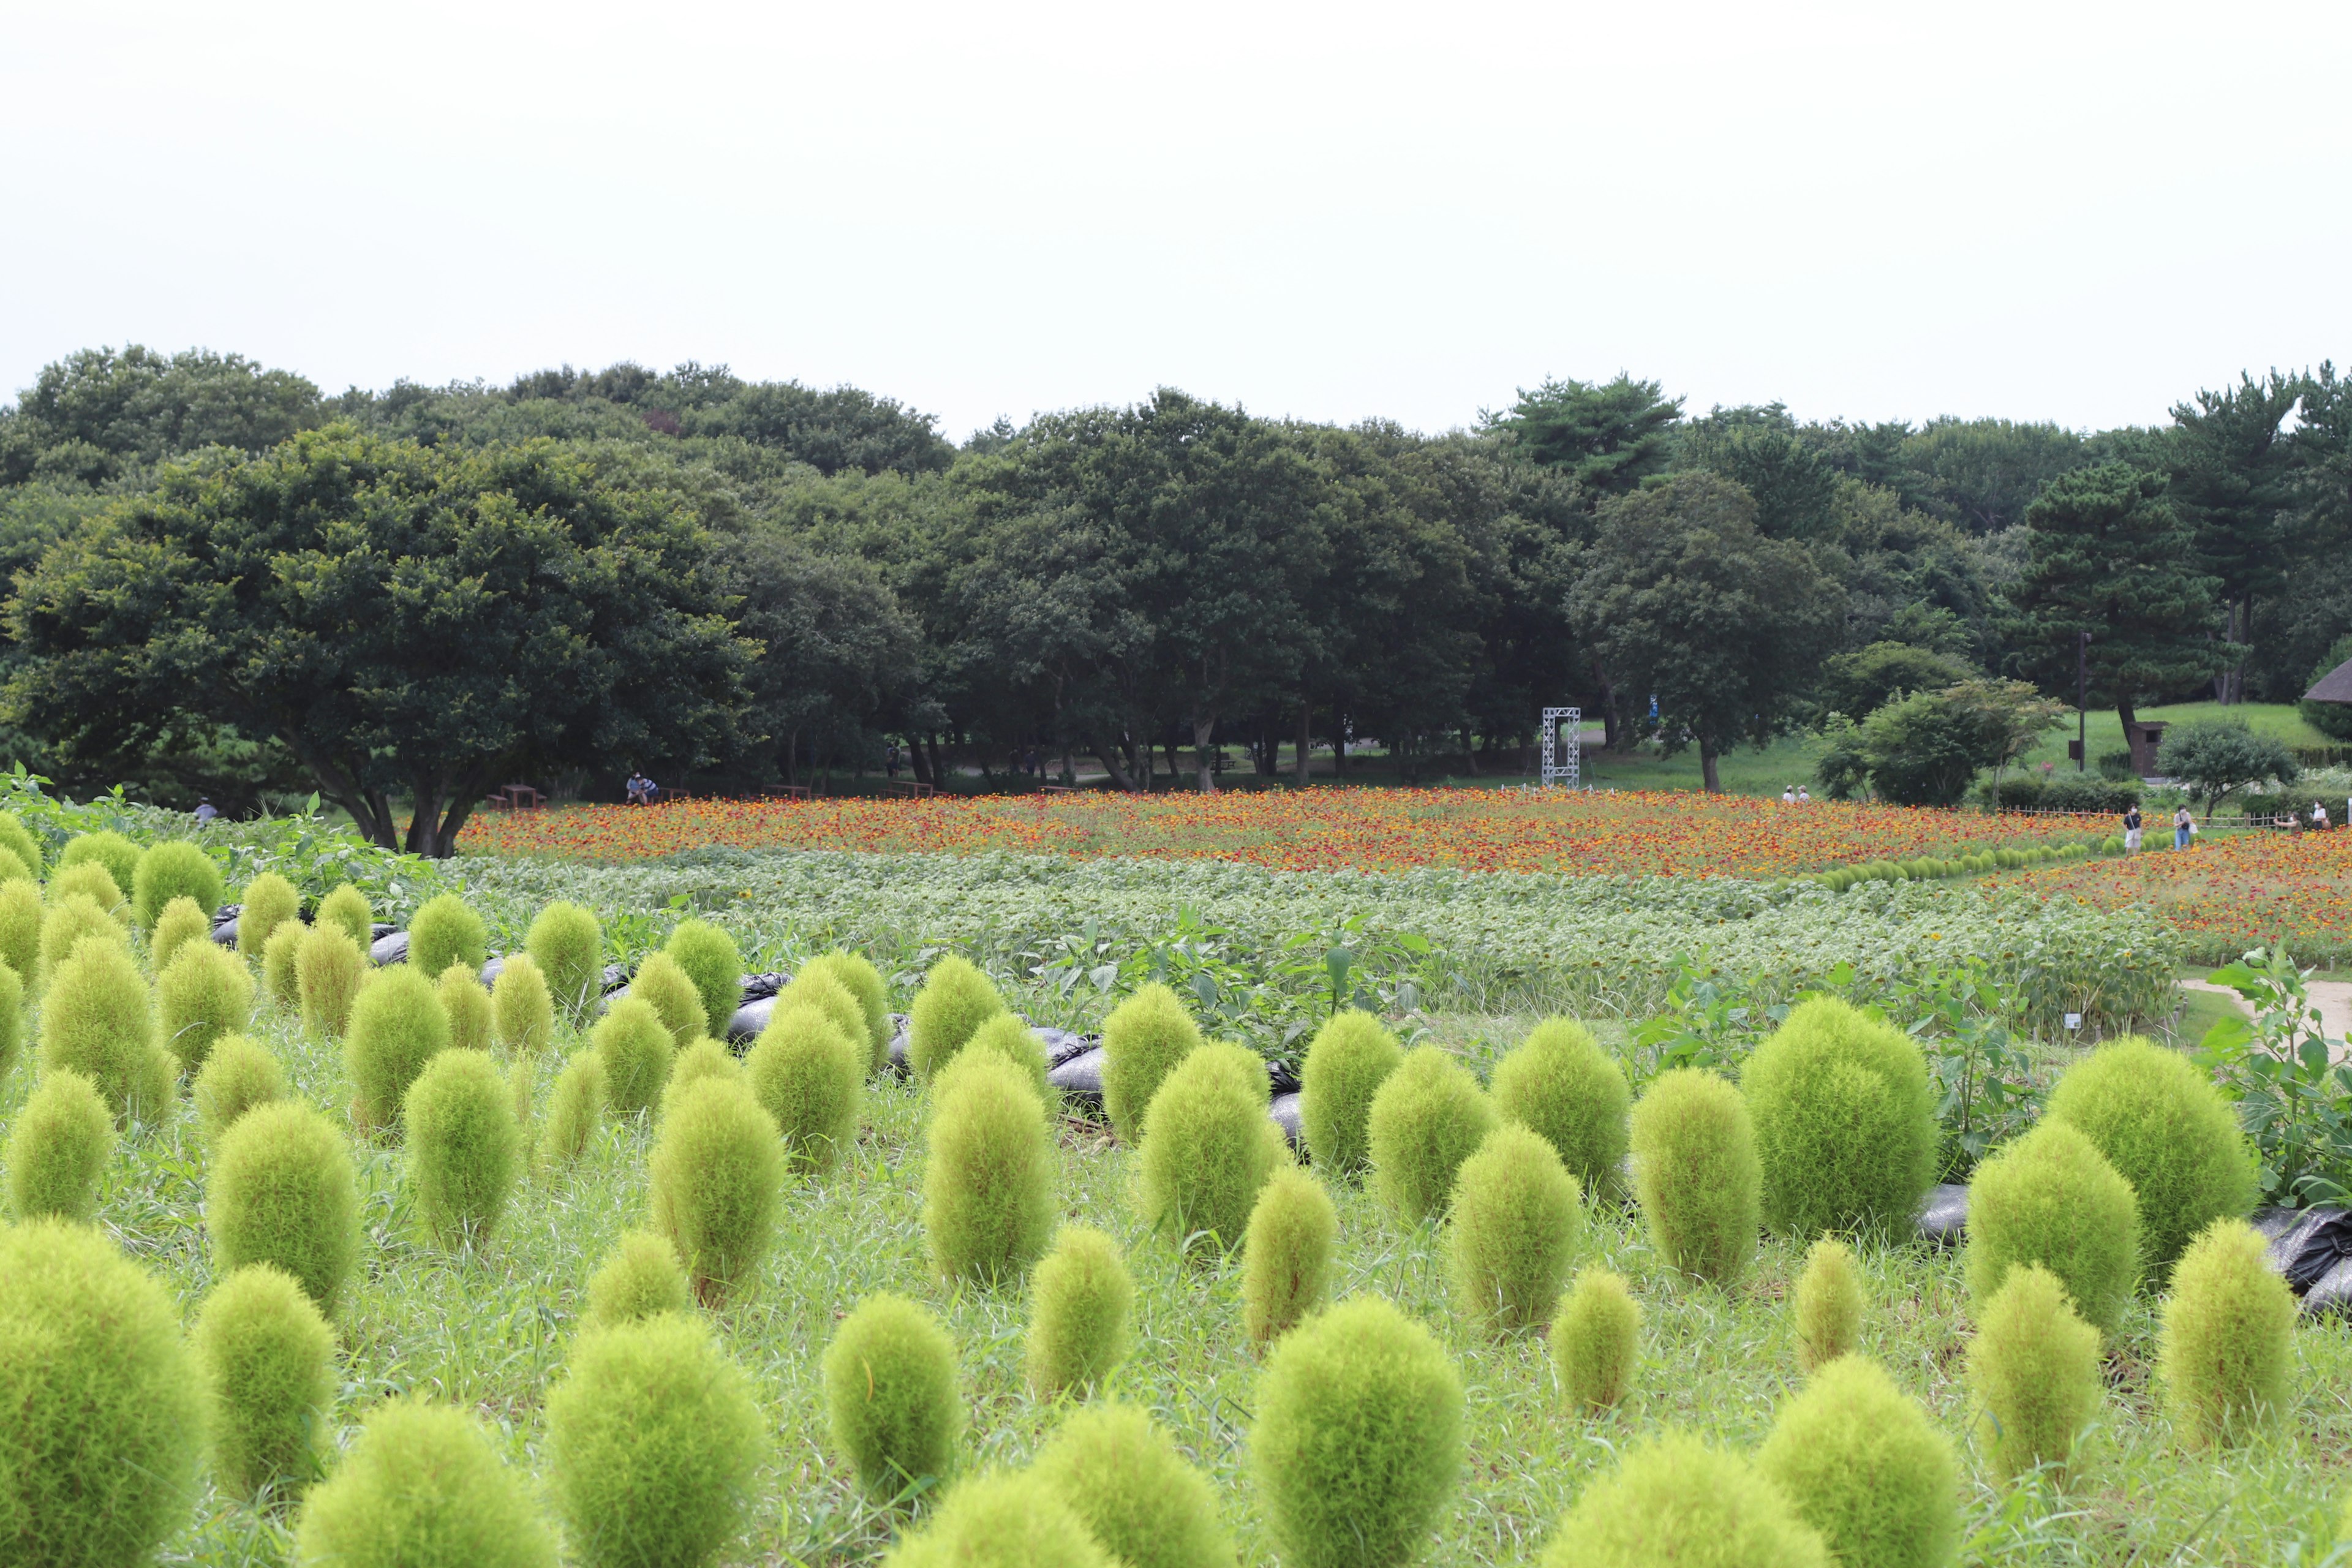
0,345,2344,839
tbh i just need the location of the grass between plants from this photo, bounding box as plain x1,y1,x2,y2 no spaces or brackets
18,995,2352,1566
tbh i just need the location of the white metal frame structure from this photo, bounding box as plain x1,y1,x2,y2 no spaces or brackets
1539,706,1581,788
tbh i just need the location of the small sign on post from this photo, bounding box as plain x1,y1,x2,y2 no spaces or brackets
2064,1012,2082,1032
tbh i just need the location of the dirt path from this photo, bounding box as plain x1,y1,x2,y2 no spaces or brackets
2179,978,2352,1041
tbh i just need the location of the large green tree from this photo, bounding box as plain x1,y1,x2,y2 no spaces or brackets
0,345,322,488
2164,371,2307,704
1485,375,1683,499
7,427,753,853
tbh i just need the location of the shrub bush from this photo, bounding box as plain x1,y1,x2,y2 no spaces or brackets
529,900,606,1023
1793,1238,1866,1373
2044,1036,2256,1281
60,828,140,898
157,936,255,1074
407,892,487,982
1030,1403,1236,1568
210,1098,361,1313
823,1291,963,1497
1963,1119,2139,1336
1965,1262,2101,1479
263,917,307,1010
1629,1068,1760,1286
1447,1123,1585,1335
1367,1046,1498,1224
1025,1224,1134,1396
0,1219,203,1565
296,922,367,1041
957,1012,1054,1105
195,1032,288,1145
2158,1218,2296,1447
132,839,224,931
5,1068,114,1221
548,1311,766,1568
908,951,1008,1084
1489,1017,1630,1199
1756,1355,1958,1568
1536,1431,1828,1568
192,1262,336,1501
743,1002,863,1174
39,930,170,1122
1251,1294,1463,1568
584,1230,693,1332
663,1037,742,1117
291,1398,557,1568
782,965,870,1066
491,952,555,1055
151,893,213,974
1742,996,1937,1238
541,1050,608,1166
1552,1267,1640,1411
924,1049,1054,1284
665,918,742,1040
1101,981,1204,1142
0,959,20,1083
1300,1009,1403,1178
314,882,375,950
595,996,677,1118
50,858,128,922
631,950,710,1049
1138,1040,1286,1254
344,963,451,1134
0,807,43,876
39,888,126,985
647,1077,783,1302
405,1049,522,1244
799,949,891,1071
1242,1165,1338,1344
238,870,302,959
437,961,496,1054
878,1471,1108,1568
0,876,39,981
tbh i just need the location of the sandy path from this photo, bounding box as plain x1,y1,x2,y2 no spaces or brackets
2179,978,2352,1042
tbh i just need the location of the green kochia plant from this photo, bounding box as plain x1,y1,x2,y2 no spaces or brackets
1029,1403,1237,1568
4,1068,115,1221
799,949,891,1072
192,1262,337,1502
407,892,488,982
1489,1017,1630,1199
528,900,606,1025
1793,1238,1866,1373
780,967,872,1075
194,1033,289,1145
1742,996,1937,1238
1552,1267,1640,1412
1963,1119,2139,1336
1966,1263,2101,1480
437,962,496,1054
59,828,140,899
315,883,375,949
583,1231,693,1332
344,963,453,1134
649,1077,783,1303
663,1038,742,1118
291,1398,558,1568
1629,1068,1760,1286
665,918,744,1040
1367,1046,1498,1224
1101,981,1204,1143
1300,1009,1403,1178
296,923,368,1041
1137,1041,1286,1256
152,894,213,974
959,1012,1054,1104
1756,1355,1959,1568
1447,1124,1585,1335
631,951,710,1049
157,936,256,1074
1242,1166,1338,1345
263,918,307,1011
743,1002,864,1174
1025,1224,1134,1397
492,952,554,1055
2157,1218,2296,1447
548,1312,767,1568
0,878,39,980
924,1050,1055,1284
209,1099,362,1314
908,951,1009,1085
0,807,43,878
823,1292,965,1499
238,871,303,959
1537,1431,1829,1568
50,859,129,926
0,1219,205,1567
39,930,172,1122
404,1049,523,1244
132,839,224,931
541,1051,608,1167
596,996,677,1118
38,888,126,989
1251,1295,1464,1568
877,1471,1110,1568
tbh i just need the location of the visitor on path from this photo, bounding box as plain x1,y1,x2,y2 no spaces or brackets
625,771,658,805
2315,801,2333,832
2174,805,2195,850
193,797,218,823
1796,786,1811,803
2122,803,2143,853
1781,786,1796,804
886,743,900,780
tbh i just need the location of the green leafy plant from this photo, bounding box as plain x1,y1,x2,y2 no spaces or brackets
908,951,1009,1085
648,1077,782,1303
132,838,225,931
1536,1430,1828,1568
1629,1068,1759,1286
1743,995,1937,1238
1490,1017,1629,1199
38,929,171,1122
192,1262,336,1501
291,1398,557,1568
823,1292,963,1499
1101,980,1204,1142
1137,1040,1285,1256
1300,1009,1403,1178
2157,1219,2296,1447
157,936,255,1074
344,963,451,1134
437,961,495,1053
4,1068,114,1221
1367,1046,1497,1224
923,1049,1054,1284
1025,1224,1134,1396
1242,1166,1338,1345
1966,1262,2101,1480
491,952,554,1055
529,900,606,1024
1552,1267,1640,1412
665,918,742,1039
404,1048,522,1244
2195,946,2352,1206
1792,1238,1866,1373
1755,1355,1959,1568
193,1033,289,1145
407,891,487,981
595,996,676,1118
1028,1403,1236,1568
209,1098,361,1314
1447,1124,1585,1335
582,1230,692,1332
742,1001,863,1174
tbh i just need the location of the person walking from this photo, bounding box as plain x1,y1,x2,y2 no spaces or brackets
2173,804,2194,850
2314,801,2332,832
2122,802,2143,853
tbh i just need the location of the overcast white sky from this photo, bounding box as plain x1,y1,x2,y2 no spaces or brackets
3,2,2345,441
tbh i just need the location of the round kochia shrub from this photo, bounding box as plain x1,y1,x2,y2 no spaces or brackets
596,996,677,1118
1490,1017,1630,1198
548,1312,767,1568
1101,981,1203,1142
406,892,487,983
132,839,224,931
238,870,303,959
649,1076,783,1303
296,922,368,1040
529,900,606,1023
1966,1262,2101,1479
924,1050,1055,1284
405,1049,522,1243
1629,1068,1760,1286
1138,1041,1286,1254
663,1038,742,1118
782,967,870,1069
50,859,129,924
315,883,375,950
151,894,213,975
800,949,891,1071
1756,1355,1958,1568
584,1231,693,1332
956,1011,1052,1104
60,828,140,899
210,1099,361,1314
39,931,171,1122
1963,1118,2139,1336
192,1262,336,1500
1251,1295,1463,1568
665,918,742,1039
823,1291,964,1498
39,889,125,989
880,1472,1109,1568
1793,1238,1866,1373
292,1399,557,1568
0,807,43,876
157,935,255,1073
5,1068,115,1221
743,1003,864,1173
1553,1267,1640,1412
1367,1046,1498,1224
2044,1036,2256,1280
1242,1166,1338,1344
1539,1430,1829,1568
1743,996,1937,1238
0,876,39,981
2158,1218,2296,1446
1025,1224,1134,1396
541,1050,608,1166
1447,1123,1586,1335
194,1033,289,1144
908,952,1008,1084
344,963,452,1133
491,952,554,1055
631,951,710,1049
1030,1403,1237,1568
437,962,496,1054
263,918,307,1009
0,1219,203,1566
1300,1009,1403,1178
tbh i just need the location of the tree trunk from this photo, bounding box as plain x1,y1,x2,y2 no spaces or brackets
1296,698,1313,787
1193,710,1218,794
924,733,946,790
1088,734,1136,792
908,736,933,786
280,733,400,848
785,728,799,788
1335,721,1346,778
1700,739,1722,793
1460,726,1479,776
1163,733,1183,787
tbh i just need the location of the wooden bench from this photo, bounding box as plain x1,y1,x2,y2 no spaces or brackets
763,784,816,801
884,780,935,799
1038,783,1075,795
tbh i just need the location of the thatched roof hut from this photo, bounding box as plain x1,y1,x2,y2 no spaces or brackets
2307,657,2352,706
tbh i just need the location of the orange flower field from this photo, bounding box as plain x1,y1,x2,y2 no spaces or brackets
459,787,2110,878
1982,827,2352,962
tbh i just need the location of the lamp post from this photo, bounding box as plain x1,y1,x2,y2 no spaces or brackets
2076,631,2089,773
